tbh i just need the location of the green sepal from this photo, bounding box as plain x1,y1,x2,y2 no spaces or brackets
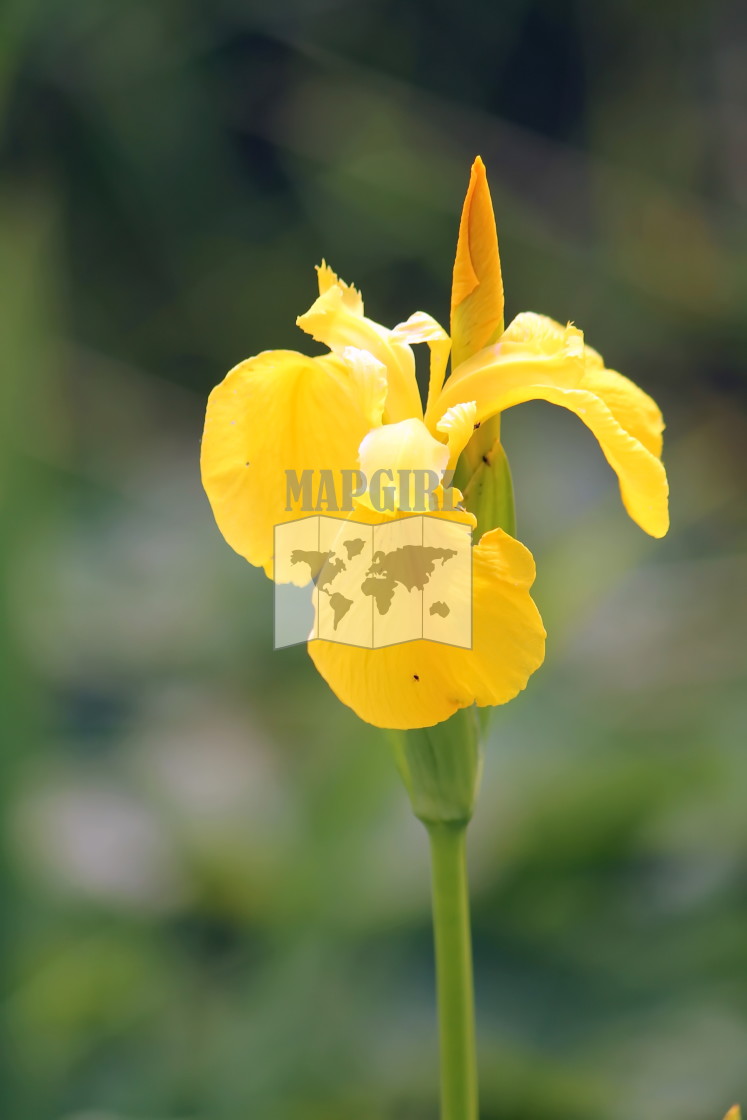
462,437,516,541
389,707,483,827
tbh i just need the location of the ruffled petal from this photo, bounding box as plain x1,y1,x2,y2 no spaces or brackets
435,312,669,537
450,156,504,369
308,528,546,729
500,310,585,354
201,349,372,575
297,264,423,423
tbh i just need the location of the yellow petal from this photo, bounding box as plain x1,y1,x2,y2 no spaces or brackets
357,418,449,513
723,1108,741,1120
297,264,422,423
580,365,664,458
315,500,475,533
342,346,388,429
527,384,669,536
501,310,585,353
308,527,546,729
504,312,665,457
391,311,451,419
436,401,478,468
359,418,449,481
437,314,586,415
201,349,372,575
435,313,669,538
316,259,363,310
450,156,504,370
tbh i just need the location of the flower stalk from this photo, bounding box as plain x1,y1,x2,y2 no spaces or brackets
428,821,478,1120
390,709,482,1119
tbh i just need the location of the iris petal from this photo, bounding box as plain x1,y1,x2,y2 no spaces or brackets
504,313,665,457
436,401,478,468
435,313,669,537
308,527,545,729
391,311,451,418
297,265,423,423
201,349,372,575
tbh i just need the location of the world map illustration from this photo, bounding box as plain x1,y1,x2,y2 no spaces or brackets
274,515,472,650
290,541,458,631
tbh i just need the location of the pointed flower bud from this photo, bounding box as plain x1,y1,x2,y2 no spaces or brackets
450,156,504,371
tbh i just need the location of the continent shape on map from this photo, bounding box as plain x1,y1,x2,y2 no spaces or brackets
343,538,366,560
290,549,333,583
362,545,459,616
369,545,457,591
430,601,450,618
317,556,346,593
361,575,396,616
328,592,353,630
290,549,346,592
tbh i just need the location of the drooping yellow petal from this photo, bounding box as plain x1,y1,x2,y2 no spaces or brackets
297,264,422,423
580,365,664,458
438,314,587,412
450,156,504,370
435,313,669,538
391,311,451,419
201,349,372,575
523,384,668,536
504,312,665,457
308,527,546,729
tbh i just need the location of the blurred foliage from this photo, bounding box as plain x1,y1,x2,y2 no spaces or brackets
1,1,746,1118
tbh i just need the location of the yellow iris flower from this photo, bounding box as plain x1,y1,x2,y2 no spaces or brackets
201,157,669,731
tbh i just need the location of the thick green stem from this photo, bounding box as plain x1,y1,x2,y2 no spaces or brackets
427,822,478,1120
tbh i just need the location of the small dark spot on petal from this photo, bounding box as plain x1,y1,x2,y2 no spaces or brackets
482,453,489,465
413,674,420,681
473,421,481,429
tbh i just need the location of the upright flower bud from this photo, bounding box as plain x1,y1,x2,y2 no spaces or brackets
450,156,504,371
449,158,516,542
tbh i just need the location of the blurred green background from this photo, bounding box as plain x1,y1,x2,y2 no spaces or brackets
1,1,746,1118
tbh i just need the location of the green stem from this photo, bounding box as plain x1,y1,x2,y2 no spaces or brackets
427,822,478,1120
